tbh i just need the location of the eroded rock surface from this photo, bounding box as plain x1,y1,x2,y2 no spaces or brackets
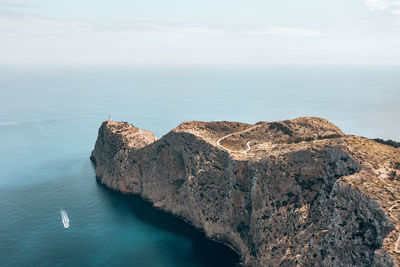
90,117,400,266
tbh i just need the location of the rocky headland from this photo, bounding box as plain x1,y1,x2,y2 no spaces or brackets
90,117,400,266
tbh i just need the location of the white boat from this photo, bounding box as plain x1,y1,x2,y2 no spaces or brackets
60,209,70,228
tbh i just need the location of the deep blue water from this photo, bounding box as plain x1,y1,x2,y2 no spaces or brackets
0,66,399,266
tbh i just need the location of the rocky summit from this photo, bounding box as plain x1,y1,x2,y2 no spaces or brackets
90,117,400,266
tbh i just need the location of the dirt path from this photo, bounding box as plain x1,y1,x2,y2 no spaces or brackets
216,125,259,154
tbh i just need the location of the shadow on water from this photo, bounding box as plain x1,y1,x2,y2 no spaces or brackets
95,180,241,267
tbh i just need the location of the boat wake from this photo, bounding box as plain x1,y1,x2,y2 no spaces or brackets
60,209,70,228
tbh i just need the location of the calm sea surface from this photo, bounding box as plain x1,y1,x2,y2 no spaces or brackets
0,66,399,266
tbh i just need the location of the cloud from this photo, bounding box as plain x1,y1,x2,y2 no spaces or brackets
243,26,322,37
1,10,400,66
0,1,34,9
364,0,400,11
0,11,234,65
0,11,320,40
0,11,225,38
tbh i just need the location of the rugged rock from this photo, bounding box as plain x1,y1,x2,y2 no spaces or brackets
90,117,400,266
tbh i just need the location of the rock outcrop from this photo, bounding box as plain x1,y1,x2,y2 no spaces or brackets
90,117,400,266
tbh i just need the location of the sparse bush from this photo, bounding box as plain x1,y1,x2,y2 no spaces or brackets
269,122,293,136
373,138,400,148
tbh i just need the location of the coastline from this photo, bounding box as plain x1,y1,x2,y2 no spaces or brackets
90,118,400,266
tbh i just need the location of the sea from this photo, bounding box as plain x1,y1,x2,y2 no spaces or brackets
0,65,399,266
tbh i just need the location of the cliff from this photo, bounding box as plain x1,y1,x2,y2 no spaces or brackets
90,117,400,266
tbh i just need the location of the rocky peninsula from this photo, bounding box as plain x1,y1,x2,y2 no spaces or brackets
90,117,400,266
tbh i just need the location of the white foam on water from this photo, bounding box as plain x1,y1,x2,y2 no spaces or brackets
60,209,70,229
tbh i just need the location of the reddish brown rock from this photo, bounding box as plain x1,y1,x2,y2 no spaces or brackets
91,117,400,266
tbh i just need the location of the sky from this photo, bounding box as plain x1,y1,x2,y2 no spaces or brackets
1,0,400,66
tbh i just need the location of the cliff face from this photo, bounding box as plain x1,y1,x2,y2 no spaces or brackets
90,117,400,266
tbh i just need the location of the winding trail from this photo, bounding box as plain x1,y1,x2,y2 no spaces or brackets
216,125,260,154
396,232,400,253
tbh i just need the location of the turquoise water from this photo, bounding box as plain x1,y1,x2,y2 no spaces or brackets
0,66,399,266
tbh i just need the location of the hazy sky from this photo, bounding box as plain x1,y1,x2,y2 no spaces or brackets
1,0,400,65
